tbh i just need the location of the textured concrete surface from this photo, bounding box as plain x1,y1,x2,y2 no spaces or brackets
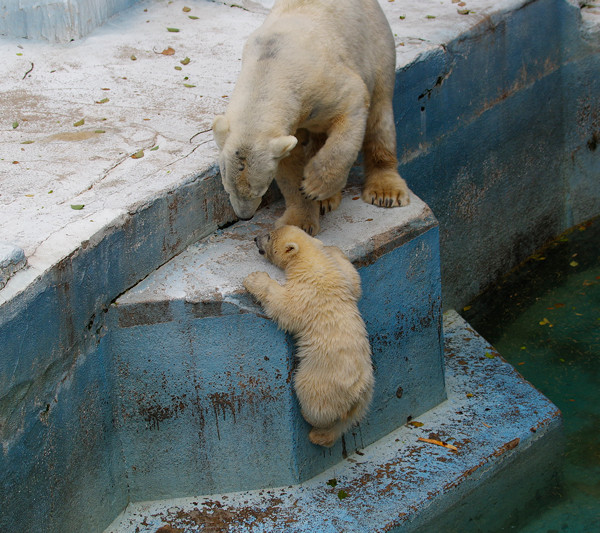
0,0,139,42
111,187,445,501
0,242,26,289
105,311,563,533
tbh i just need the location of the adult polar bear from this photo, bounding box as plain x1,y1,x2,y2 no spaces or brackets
213,0,409,235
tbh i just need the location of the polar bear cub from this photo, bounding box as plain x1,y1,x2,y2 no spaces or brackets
244,225,374,447
213,0,410,236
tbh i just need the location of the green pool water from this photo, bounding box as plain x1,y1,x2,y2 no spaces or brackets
463,217,600,532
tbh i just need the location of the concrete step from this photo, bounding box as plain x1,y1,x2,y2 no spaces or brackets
105,310,563,533
111,187,446,501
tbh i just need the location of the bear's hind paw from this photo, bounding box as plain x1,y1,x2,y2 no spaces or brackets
309,427,337,448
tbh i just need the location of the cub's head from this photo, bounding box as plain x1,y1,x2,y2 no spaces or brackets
254,225,317,269
212,115,297,220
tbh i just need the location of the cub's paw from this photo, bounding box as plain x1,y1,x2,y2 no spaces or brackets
309,427,337,448
243,271,271,296
362,171,410,207
319,191,342,216
276,208,320,236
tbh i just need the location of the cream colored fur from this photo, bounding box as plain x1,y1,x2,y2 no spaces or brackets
213,0,410,235
244,225,374,447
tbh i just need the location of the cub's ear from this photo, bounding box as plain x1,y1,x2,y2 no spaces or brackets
212,115,230,149
284,242,299,256
270,136,298,160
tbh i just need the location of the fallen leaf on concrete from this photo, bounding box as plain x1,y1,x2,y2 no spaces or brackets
150,145,159,151
131,150,145,159
180,57,190,65
21,140,34,144
71,204,85,210
337,490,348,500
326,478,337,487
95,97,109,104
418,437,458,451
458,8,473,14
184,83,196,88
188,15,199,20
12,121,19,129
161,47,175,55
409,421,424,427
183,6,191,12
73,119,85,127
570,260,579,267
484,352,495,359
130,55,137,61
167,27,180,32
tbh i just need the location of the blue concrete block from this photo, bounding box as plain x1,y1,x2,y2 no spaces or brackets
111,188,445,500
106,311,563,533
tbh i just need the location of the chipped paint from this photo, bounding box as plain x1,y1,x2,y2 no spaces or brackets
106,312,563,533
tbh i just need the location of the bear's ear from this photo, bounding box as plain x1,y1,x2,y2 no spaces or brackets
270,136,298,160
212,115,230,149
284,242,299,256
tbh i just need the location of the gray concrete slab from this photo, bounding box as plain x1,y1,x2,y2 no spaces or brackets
5,0,593,304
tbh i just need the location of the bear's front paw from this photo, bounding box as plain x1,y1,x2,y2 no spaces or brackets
243,271,271,297
362,171,410,208
319,192,342,216
300,160,345,202
276,208,320,236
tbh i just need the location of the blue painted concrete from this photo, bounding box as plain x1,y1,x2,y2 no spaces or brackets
106,311,563,533
110,189,445,500
392,0,600,309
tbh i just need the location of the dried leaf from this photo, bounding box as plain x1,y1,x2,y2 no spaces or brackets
161,47,175,56
418,437,458,451
174,66,182,71
131,150,145,159
180,57,190,65
409,421,424,427
94,130,106,134
95,97,109,104
21,140,34,144
130,55,137,61
182,6,191,12
73,118,85,127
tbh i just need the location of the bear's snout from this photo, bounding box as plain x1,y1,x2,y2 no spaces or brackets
254,233,272,255
255,235,266,255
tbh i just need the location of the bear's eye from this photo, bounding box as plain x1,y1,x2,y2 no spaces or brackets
238,163,245,171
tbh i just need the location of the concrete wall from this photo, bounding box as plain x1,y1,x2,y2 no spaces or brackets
0,0,598,531
0,0,140,41
392,0,600,309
